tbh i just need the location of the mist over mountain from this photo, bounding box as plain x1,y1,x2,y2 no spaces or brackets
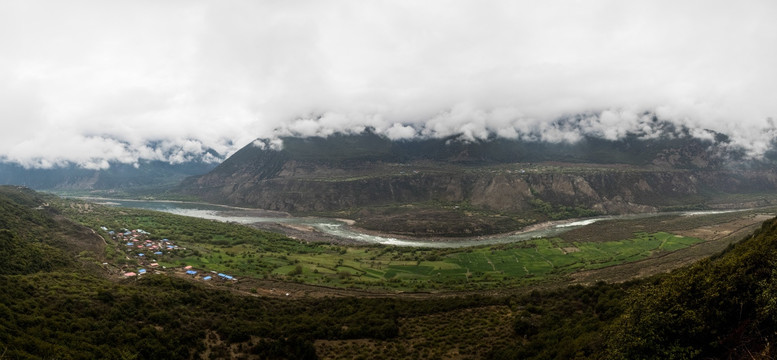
5,2,777,358
274,110,774,158
3,2,777,171
0,159,217,193
0,137,223,192
268,117,754,166
191,122,768,186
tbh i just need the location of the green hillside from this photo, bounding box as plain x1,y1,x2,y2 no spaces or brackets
604,218,777,358
0,186,74,274
4,186,777,359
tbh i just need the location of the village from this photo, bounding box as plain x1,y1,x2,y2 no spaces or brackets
101,227,238,283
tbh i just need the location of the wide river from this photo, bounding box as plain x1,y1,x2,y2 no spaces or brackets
91,198,745,248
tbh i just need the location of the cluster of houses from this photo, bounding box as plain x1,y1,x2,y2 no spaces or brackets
110,228,183,257
182,265,238,282
102,227,237,283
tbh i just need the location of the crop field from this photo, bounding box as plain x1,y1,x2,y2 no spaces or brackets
63,199,772,292
152,230,702,291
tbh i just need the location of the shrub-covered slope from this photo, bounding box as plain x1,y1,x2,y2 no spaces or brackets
604,217,777,359
0,186,77,274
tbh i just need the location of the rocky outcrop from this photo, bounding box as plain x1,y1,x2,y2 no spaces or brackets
182,159,777,215
178,133,777,224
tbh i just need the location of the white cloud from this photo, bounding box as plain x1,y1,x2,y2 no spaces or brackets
385,123,417,140
1,0,777,168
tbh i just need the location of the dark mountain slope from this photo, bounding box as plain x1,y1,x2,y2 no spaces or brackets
213,130,734,171
179,131,777,236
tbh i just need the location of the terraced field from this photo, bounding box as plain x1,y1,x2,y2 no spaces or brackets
149,230,702,291
64,198,776,292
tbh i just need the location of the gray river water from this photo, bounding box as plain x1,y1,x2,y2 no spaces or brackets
91,198,745,248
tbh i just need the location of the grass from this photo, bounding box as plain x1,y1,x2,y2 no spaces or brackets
144,229,703,291
58,198,707,291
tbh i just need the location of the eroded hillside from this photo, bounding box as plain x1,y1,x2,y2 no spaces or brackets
179,132,777,236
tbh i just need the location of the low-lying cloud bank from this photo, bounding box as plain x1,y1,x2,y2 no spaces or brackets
273,107,777,159
1,1,776,168
0,137,223,170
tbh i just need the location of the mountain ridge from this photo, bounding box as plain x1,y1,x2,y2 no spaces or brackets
179,131,777,236
0,159,217,193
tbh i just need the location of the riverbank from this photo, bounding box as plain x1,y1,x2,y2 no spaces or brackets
88,197,772,249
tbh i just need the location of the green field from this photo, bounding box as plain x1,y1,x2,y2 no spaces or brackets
61,199,705,291
213,232,700,290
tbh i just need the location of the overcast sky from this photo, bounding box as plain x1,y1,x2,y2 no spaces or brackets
1,0,776,169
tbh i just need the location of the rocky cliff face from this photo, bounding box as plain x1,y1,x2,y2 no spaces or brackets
177,133,777,235
184,163,777,213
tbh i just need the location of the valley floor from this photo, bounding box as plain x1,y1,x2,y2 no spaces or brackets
100,204,776,298
237,210,776,298
6,186,777,359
